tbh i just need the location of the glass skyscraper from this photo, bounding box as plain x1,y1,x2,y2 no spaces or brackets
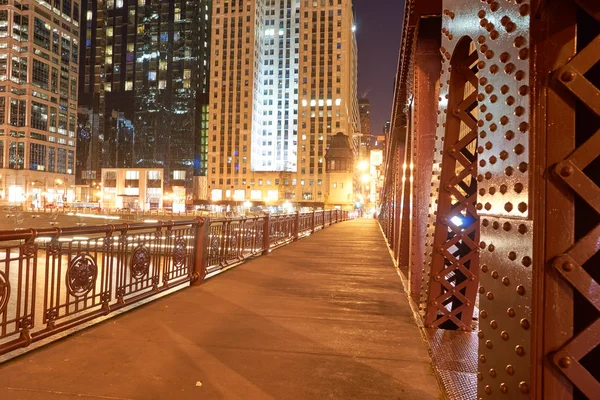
78,0,210,199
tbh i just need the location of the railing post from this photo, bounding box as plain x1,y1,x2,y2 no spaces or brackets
191,217,210,286
311,209,316,233
293,211,300,240
262,213,271,255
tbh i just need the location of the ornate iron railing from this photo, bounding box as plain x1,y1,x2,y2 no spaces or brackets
0,210,350,358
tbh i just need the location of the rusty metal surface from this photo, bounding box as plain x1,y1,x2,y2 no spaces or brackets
544,2,600,399
426,328,478,400
409,17,442,303
424,37,480,332
433,1,534,398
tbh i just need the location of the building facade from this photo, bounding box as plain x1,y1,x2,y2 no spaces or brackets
100,167,163,210
209,0,359,208
78,0,211,203
358,97,370,159
0,0,80,206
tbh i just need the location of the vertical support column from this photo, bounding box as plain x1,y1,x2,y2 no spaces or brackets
191,217,210,286
293,211,300,240
311,210,316,233
262,213,270,255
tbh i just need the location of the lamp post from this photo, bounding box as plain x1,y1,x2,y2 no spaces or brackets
55,179,67,209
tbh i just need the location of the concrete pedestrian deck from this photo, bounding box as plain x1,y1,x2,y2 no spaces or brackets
0,219,442,400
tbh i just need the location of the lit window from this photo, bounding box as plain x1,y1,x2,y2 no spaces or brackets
211,189,223,201
125,81,133,91
233,190,245,200
125,170,139,179
250,190,262,200
173,170,186,180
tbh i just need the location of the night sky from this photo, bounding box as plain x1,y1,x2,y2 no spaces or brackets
354,0,405,134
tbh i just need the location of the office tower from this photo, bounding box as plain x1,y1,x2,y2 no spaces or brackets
79,0,211,202
0,0,80,206
358,97,370,159
209,0,359,209
358,98,370,135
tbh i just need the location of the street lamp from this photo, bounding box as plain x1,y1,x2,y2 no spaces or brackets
55,179,67,208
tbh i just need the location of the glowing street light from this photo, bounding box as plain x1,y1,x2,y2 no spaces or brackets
361,174,370,183
357,160,369,171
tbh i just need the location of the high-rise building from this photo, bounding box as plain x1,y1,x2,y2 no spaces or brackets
0,0,80,206
358,98,370,135
357,97,370,159
383,120,390,135
78,0,211,203
209,0,359,209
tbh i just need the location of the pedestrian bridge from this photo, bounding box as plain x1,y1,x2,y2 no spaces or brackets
0,218,446,399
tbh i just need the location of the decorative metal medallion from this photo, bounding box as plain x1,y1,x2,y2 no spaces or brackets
257,229,264,247
172,239,187,268
210,234,220,255
0,270,10,313
245,227,254,251
47,241,61,256
66,254,98,297
230,228,237,250
21,243,37,258
130,245,151,279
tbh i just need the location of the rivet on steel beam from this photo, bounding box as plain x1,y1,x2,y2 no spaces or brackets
562,261,574,272
560,70,575,82
519,382,530,394
500,383,508,393
560,165,574,177
558,356,571,369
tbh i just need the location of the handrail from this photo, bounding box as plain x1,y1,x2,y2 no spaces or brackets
0,209,352,359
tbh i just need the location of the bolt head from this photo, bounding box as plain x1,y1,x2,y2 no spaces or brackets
558,356,572,368
562,261,574,272
560,165,574,177
560,70,575,82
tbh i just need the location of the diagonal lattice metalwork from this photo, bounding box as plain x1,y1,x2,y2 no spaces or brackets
551,3,600,396
425,39,479,331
